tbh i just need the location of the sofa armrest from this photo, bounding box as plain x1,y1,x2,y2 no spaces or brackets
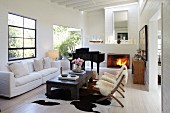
0,71,15,97
51,60,61,69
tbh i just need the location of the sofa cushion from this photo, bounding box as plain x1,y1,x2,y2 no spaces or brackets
38,68,58,77
15,72,42,87
43,57,52,69
34,59,43,72
9,62,29,78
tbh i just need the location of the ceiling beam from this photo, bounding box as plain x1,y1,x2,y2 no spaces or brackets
50,0,138,12
51,0,65,3
91,0,96,5
73,2,93,9
67,0,111,8
66,1,93,8
74,0,122,9
79,0,138,11
58,0,89,5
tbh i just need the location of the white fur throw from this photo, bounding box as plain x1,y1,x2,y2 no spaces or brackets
102,65,128,84
101,75,116,84
95,80,115,96
122,70,128,84
103,72,117,78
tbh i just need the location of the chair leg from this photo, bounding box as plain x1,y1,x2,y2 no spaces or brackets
117,90,125,98
121,83,124,87
119,86,125,92
111,95,124,107
96,96,109,102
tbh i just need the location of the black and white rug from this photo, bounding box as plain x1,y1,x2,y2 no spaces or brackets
30,88,113,113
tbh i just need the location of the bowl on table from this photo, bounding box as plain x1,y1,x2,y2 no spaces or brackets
61,74,68,77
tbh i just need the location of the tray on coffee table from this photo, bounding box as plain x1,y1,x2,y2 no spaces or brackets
69,70,86,75
58,74,79,80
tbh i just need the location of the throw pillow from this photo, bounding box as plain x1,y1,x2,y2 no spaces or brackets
9,62,29,78
27,62,34,73
43,57,52,69
34,59,43,72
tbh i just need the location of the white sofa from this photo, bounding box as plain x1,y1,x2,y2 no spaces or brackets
0,60,61,98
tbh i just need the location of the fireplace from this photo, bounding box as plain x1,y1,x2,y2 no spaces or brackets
107,54,130,69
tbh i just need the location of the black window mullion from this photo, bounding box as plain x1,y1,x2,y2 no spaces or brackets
8,26,10,61
9,47,35,50
35,20,37,58
9,25,35,30
9,37,23,39
23,17,24,58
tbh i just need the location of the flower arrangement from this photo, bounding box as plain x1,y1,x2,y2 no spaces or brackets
71,58,84,66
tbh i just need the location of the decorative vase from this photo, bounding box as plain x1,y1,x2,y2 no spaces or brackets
117,39,121,44
76,65,81,72
73,65,82,72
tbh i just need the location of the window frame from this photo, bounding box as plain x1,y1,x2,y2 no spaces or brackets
8,13,37,61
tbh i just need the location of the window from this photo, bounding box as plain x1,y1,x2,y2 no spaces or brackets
53,25,82,57
8,13,36,61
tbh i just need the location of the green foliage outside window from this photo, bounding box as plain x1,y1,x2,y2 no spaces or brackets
58,31,80,57
53,25,81,58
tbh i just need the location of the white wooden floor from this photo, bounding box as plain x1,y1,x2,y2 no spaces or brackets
0,69,161,113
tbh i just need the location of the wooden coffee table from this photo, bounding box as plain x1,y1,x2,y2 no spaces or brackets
46,71,93,100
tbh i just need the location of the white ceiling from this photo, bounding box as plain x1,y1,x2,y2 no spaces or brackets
50,0,138,12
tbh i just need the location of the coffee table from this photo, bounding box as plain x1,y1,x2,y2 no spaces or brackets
46,71,93,100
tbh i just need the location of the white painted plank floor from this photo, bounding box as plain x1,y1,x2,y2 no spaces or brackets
0,68,161,113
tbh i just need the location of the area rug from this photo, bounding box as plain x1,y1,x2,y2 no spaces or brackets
31,87,112,113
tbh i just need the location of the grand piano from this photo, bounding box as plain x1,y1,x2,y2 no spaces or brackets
70,48,105,75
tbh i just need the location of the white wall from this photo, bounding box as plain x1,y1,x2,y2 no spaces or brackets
84,4,138,68
162,0,170,112
0,0,85,70
105,3,139,43
139,0,163,91
84,9,105,44
148,20,158,91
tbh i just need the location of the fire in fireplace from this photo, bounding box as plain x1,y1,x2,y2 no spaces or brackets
107,54,130,68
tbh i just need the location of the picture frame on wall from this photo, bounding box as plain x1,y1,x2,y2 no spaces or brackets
139,25,148,61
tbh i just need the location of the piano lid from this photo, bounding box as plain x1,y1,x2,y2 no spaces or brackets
76,48,89,53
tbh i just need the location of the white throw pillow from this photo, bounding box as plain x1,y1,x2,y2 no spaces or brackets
43,57,52,69
27,62,34,73
9,62,29,78
34,59,43,72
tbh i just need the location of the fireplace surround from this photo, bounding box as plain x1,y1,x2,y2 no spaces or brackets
107,53,130,69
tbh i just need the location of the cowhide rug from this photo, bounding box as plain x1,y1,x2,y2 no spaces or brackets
31,88,112,113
